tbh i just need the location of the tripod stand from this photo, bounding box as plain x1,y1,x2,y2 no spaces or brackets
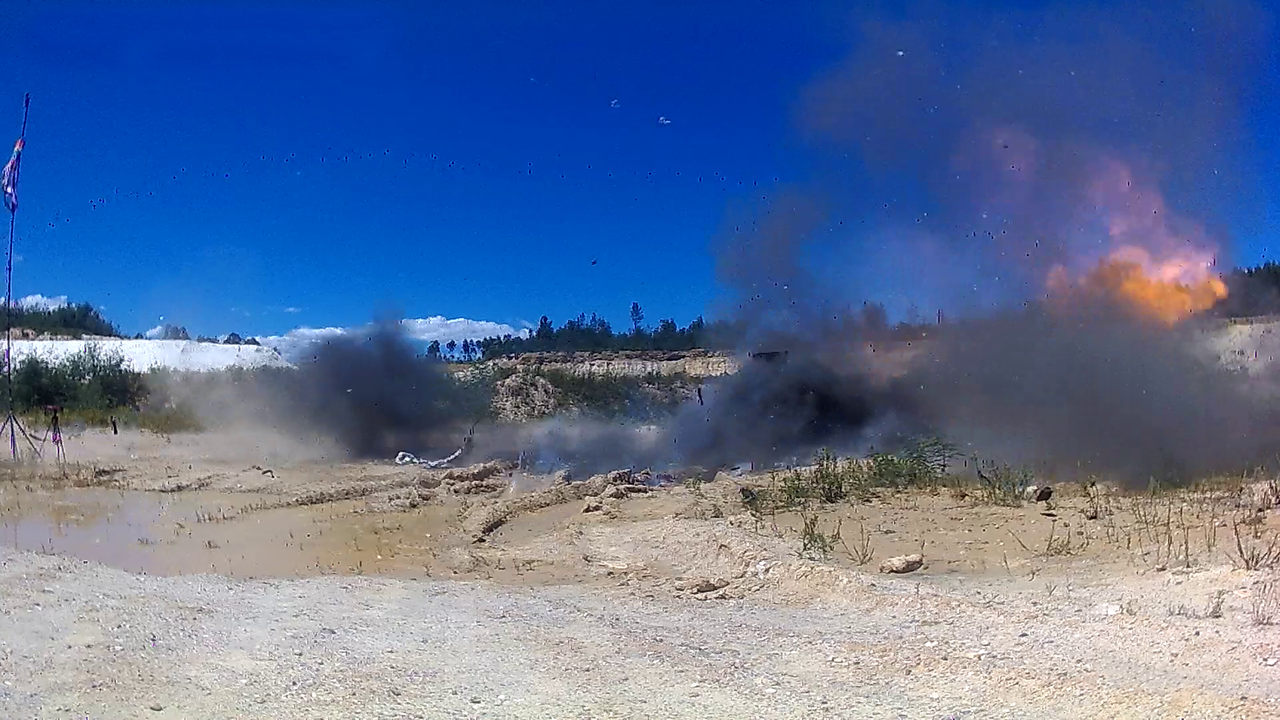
32,406,64,464
0,411,40,463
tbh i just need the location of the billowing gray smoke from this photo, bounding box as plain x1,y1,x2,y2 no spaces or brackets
234,1,1277,484
665,354,917,469
909,306,1280,481
667,0,1280,484
272,325,485,458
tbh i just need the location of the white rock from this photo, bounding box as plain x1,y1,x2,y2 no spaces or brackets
879,554,924,574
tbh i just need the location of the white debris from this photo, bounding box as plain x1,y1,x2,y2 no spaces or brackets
394,449,461,469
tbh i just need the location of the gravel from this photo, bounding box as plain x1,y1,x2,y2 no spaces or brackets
2,547,1278,719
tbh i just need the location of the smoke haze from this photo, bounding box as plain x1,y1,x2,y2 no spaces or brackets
182,1,1278,485
694,0,1280,483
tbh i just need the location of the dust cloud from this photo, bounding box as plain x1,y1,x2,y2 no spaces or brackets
151,325,485,462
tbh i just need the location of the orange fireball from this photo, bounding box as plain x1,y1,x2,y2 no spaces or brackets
1044,158,1228,325
1047,246,1227,326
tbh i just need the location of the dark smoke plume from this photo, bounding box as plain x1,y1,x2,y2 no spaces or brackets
228,1,1276,484
907,306,1280,481
268,325,485,458
665,354,919,470
678,0,1280,483
504,354,917,476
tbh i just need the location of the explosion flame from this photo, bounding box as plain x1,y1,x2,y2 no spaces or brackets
1045,159,1228,325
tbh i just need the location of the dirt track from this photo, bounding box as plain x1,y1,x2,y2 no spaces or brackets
1,429,1279,718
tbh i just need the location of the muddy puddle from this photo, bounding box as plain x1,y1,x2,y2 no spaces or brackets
0,485,470,579
0,478,614,586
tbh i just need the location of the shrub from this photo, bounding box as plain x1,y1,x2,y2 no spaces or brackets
8,343,146,412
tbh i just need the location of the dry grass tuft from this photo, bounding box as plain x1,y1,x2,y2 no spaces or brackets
1251,579,1280,626
1233,520,1280,571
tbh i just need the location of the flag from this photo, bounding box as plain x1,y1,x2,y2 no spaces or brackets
1,138,23,213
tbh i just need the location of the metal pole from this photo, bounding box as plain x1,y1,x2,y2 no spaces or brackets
5,94,30,461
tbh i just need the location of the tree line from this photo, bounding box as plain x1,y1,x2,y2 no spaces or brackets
8,302,119,338
1214,262,1280,319
430,303,742,361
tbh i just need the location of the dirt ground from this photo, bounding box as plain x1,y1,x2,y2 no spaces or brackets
2,428,1280,718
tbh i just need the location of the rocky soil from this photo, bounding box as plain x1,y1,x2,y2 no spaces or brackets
2,430,1280,718
3,542,1279,719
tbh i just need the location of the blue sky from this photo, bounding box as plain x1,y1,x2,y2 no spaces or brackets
2,1,1277,342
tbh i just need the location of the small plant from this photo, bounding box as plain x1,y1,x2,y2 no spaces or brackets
812,448,849,503
764,449,873,508
685,474,704,497
1232,520,1280,571
1206,589,1226,619
840,521,875,566
798,513,841,560
860,448,931,486
1082,477,1107,520
901,436,959,488
1251,580,1279,626
780,468,811,507
1168,590,1227,620
1041,518,1090,557
974,458,1033,506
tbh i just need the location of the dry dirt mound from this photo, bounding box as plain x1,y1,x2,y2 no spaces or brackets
491,372,560,421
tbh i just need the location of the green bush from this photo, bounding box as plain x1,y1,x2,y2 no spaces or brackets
8,344,146,412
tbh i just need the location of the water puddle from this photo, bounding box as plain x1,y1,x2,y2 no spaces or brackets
0,486,463,578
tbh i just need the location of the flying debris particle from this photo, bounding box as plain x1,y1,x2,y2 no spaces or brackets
610,99,620,108
658,116,672,125
896,50,905,56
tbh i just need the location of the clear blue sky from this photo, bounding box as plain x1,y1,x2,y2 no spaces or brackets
3,1,1277,339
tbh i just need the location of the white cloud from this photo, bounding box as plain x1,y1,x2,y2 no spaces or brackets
254,326,349,362
257,316,525,362
398,316,520,343
143,325,166,340
283,307,302,314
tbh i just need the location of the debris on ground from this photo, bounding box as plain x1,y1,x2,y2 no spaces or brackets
395,424,477,469
675,577,730,594
156,476,214,493
465,469,635,542
395,448,463,469
601,483,650,500
367,487,436,512
437,461,515,495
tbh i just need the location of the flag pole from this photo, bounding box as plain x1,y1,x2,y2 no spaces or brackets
2,94,40,462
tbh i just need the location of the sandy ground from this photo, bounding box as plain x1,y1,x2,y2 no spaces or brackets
1,429,1279,718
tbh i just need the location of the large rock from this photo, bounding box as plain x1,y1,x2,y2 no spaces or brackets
879,554,924,574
